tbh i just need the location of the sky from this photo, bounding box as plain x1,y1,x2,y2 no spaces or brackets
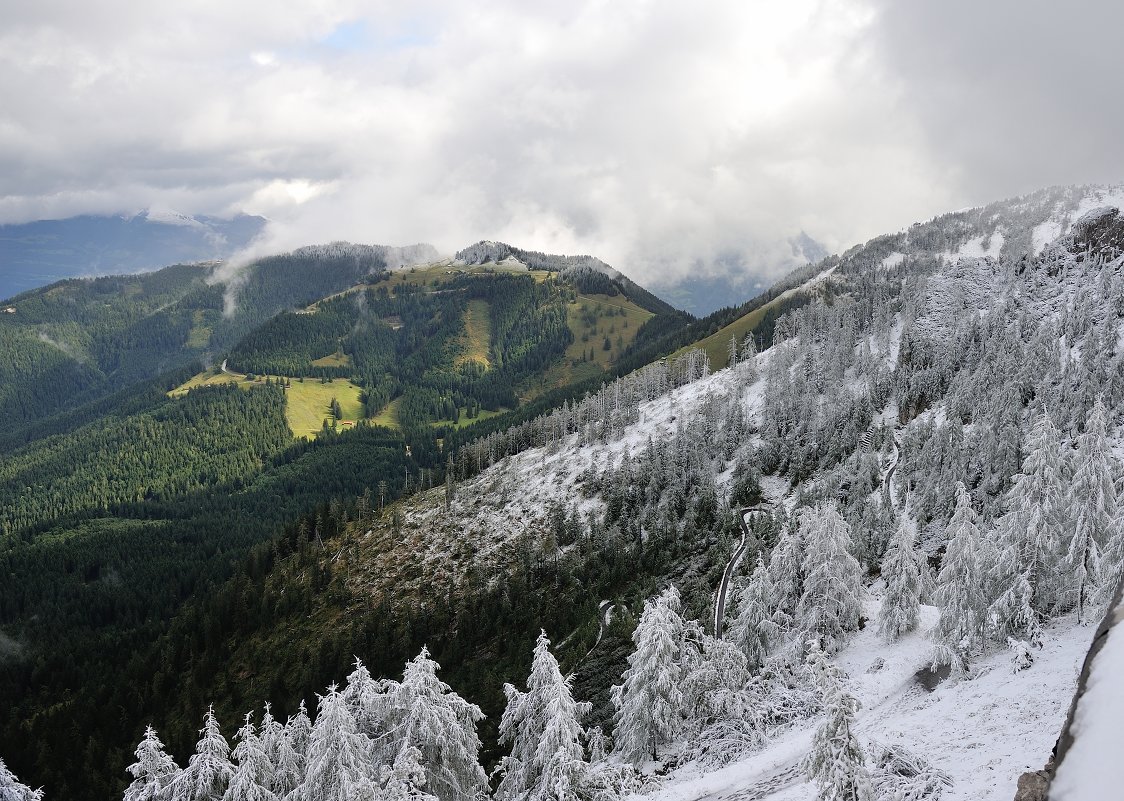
1,0,1122,288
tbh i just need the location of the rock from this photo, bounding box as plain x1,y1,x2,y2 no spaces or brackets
1013,770,1050,801
866,657,885,673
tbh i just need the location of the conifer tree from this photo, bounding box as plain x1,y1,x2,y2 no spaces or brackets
124,726,180,801
804,644,872,801
379,746,438,801
988,412,1067,639
223,715,277,801
797,504,865,653
381,648,488,801
1064,400,1117,619
877,520,925,642
728,555,782,671
168,706,235,801
285,702,313,760
768,523,804,620
496,632,590,801
291,685,377,801
611,586,685,765
931,483,988,678
0,757,43,801
260,705,302,801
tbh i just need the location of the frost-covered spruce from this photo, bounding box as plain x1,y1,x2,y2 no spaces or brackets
341,657,389,741
285,701,313,760
290,685,378,801
222,714,276,801
797,504,864,654
0,757,43,801
876,520,924,642
804,644,872,801
379,745,438,801
497,631,590,801
123,726,180,801
379,648,487,801
930,483,988,678
1064,399,1117,619
168,706,235,801
768,523,804,621
259,705,302,800
611,586,685,765
728,555,782,671
988,412,1068,640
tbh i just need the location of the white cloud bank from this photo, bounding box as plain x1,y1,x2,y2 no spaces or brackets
1,0,1122,286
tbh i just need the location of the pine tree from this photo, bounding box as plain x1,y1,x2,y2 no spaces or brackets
124,726,181,801
1064,400,1117,619
291,685,378,801
223,715,277,801
727,555,781,671
379,746,438,801
285,702,313,760
168,706,235,801
797,504,865,653
0,757,43,801
804,644,872,801
496,632,590,801
611,586,685,765
380,648,488,801
877,520,924,642
931,483,988,678
768,523,804,620
342,657,388,739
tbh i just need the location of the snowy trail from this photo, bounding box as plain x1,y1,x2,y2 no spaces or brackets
713,506,771,638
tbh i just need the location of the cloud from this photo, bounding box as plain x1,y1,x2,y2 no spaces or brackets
1,1,1122,289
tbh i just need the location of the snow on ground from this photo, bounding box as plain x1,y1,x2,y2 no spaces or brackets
1050,604,1124,801
956,233,1004,260
635,600,1093,801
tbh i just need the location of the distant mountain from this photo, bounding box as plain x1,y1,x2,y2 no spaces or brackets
0,211,267,301
650,231,830,316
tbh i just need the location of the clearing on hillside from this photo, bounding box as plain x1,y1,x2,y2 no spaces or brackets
310,350,352,368
285,379,366,438
456,299,492,368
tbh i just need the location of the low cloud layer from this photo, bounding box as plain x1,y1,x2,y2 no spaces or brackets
2,1,1122,287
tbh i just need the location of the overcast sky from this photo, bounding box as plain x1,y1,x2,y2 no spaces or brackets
2,0,1122,287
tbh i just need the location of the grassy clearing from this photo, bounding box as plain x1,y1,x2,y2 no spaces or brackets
311,351,352,368
432,406,508,430
369,397,401,429
169,368,243,396
535,293,653,394
187,310,213,349
286,379,366,438
456,299,492,368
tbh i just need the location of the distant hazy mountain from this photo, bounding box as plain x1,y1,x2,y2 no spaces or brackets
0,211,267,301
651,231,830,316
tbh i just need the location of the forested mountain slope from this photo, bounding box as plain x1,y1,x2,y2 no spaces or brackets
6,185,1124,800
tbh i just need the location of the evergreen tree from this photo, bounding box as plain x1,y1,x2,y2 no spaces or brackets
223,715,277,801
797,504,864,653
876,520,924,642
496,632,590,801
168,706,235,801
727,555,782,671
611,586,685,765
379,746,438,801
291,685,378,801
124,726,180,801
1064,400,1117,619
804,644,872,801
0,757,43,801
931,483,988,678
260,705,302,801
285,702,313,760
381,648,488,801
988,412,1067,639
768,523,804,620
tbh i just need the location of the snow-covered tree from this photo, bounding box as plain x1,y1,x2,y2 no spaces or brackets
260,705,302,800
223,714,277,801
797,504,865,653
124,726,180,801
931,483,988,678
727,555,782,671
988,412,1068,639
286,702,313,760
768,523,804,621
0,757,43,801
496,632,590,801
1064,400,1117,619
378,746,438,801
680,636,765,767
380,648,487,801
611,586,685,765
877,520,925,642
804,644,872,801
343,657,390,740
168,706,235,801
291,685,378,801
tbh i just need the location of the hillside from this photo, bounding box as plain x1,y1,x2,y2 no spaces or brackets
6,187,1124,800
